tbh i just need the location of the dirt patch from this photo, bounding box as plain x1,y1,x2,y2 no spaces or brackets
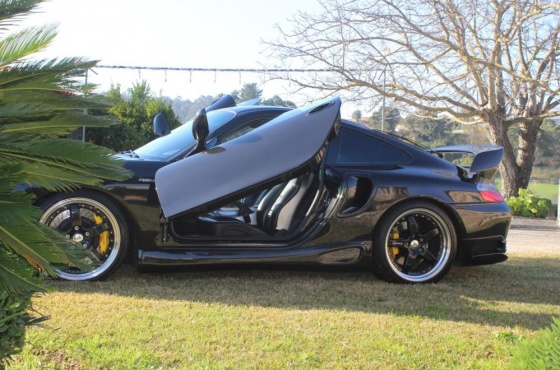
34,348,83,370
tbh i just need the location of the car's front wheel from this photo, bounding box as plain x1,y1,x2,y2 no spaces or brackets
39,191,129,281
372,202,457,283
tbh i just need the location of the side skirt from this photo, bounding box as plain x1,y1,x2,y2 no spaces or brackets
138,243,368,267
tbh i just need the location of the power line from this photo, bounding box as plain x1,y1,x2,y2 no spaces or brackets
97,65,337,73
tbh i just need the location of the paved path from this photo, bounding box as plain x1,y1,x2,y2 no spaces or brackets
506,217,560,254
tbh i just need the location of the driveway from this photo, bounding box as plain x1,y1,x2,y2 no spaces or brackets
506,217,560,254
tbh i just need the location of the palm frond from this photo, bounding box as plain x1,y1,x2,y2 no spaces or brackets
1,90,114,112
39,224,101,272
0,162,26,189
0,214,97,275
0,102,53,120
0,57,99,91
0,169,110,277
0,139,131,187
0,193,38,223
18,166,104,191
0,25,57,66
4,136,120,163
0,139,130,191
0,113,118,136
0,1,44,27
0,247,46,294
0,165,66,276
0,222,61,276
0,164,42,223
0,173,100,275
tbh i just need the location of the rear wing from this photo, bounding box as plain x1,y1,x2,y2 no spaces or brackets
431,145,503,180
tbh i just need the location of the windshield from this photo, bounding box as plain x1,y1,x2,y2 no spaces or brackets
134,110,236,161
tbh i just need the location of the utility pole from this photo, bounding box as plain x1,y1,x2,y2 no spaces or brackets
381,66,386,132
82,69,88,142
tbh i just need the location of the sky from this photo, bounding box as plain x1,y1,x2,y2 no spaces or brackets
20,0,330,106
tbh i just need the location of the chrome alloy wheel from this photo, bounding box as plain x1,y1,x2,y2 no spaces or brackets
40,196,123,281
383,207,453,283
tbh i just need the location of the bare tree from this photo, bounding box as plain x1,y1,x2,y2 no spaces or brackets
266,0,560,197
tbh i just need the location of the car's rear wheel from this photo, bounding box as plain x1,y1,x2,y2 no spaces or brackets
39,191,129,281
372,201,456,283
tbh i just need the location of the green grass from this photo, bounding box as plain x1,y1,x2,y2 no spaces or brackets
6,254,560,369
528,182,559,202
494,180,558,203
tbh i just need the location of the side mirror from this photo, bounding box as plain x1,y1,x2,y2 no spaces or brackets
153,113,170,137
187,108,209,156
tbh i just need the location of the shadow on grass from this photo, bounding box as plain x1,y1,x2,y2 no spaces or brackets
47,254,560,330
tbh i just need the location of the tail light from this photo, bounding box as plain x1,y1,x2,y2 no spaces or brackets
477,182,504,203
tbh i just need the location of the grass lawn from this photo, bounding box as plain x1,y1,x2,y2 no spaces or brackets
528,182,559,203
6,254,560,369
494,180,559,203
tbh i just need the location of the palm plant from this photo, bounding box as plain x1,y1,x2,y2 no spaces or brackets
0,0,129,360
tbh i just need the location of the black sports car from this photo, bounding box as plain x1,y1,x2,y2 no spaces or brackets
34,96,511,284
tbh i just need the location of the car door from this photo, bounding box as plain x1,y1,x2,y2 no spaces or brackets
155,97,341,219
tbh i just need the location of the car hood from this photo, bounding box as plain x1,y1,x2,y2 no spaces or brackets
155,97,341,219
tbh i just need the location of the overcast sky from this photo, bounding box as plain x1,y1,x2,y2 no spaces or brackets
20,0,326,103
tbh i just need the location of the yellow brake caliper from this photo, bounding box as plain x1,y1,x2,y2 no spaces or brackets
93,214,110,256
391,230,400,256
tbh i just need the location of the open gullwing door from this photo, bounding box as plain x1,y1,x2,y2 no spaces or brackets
155,97,341,219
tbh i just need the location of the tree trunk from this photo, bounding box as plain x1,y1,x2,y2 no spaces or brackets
484,113,515,197
485,112,542,198
516,121,541,188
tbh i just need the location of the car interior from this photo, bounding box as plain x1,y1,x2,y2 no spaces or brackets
168,167,341,242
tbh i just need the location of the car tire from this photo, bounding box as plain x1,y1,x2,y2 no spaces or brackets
371,201,456,284
39,190,129,281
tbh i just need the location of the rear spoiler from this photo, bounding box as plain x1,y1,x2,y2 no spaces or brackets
432,145,503,180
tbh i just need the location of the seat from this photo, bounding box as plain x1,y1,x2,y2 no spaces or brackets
191,183,288,238
273,174,315,233
256,182,291,230
258,173,315,235
192,173,315,238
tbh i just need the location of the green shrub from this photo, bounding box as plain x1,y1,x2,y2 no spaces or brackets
0,289,33,360
506,189,553,218
510,317,560,370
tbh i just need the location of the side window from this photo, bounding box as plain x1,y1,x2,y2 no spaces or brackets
328,128,411,165
219,117,271,144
